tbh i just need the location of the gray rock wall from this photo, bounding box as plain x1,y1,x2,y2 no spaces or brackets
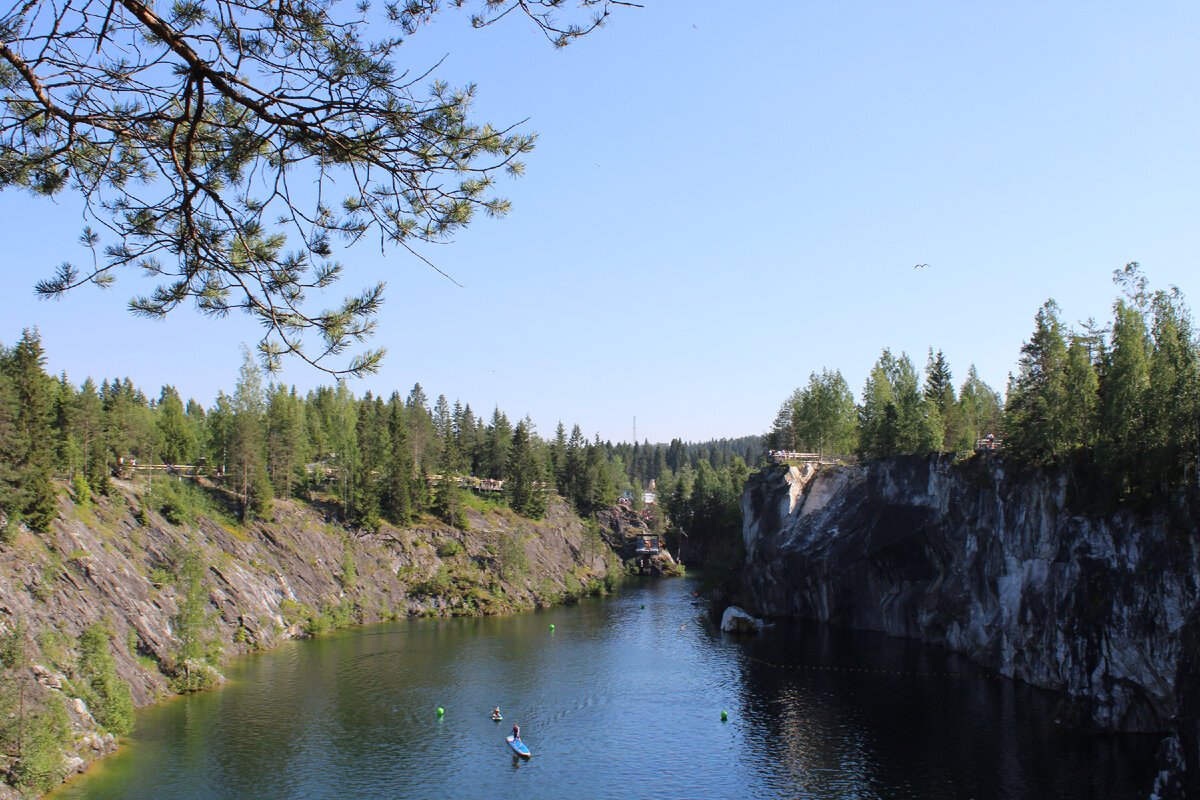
740,454,1199,735
0,482,628,797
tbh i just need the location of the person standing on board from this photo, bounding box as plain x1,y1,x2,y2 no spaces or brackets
511,723,521,741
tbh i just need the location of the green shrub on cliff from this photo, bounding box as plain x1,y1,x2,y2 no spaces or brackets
436,538,463,558
76,623,135,736
170,550,216,691
0,619,26,669
303,601,358,638
497,532,528,581
5,694,72,795
71,472,91,507
412,565,454,598
433,481,467,529
340,536,358,589
249,461,274,520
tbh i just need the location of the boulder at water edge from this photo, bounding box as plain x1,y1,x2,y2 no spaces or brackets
721,606,764,634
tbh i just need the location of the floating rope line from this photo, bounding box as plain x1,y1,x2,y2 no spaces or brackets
742,653,1006,681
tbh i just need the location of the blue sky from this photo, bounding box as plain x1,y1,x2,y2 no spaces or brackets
1,1,1197,444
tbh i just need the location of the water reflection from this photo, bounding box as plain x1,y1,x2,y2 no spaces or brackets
735,620,1159,799
48,579,1157,800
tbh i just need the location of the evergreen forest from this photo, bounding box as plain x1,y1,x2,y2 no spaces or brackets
767,265,1199,510
0,339,758,550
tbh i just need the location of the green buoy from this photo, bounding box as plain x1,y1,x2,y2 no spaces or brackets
437,707,444,716
550,624,555,631
720,711,728,722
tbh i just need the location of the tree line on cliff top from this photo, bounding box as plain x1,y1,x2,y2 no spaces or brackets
0,331,756,539
767,264,1200,509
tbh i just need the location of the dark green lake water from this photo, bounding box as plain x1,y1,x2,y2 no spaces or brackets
50,578,1158,799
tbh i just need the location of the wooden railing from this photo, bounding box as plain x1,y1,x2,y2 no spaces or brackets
767,450,820,464
767,451,855,466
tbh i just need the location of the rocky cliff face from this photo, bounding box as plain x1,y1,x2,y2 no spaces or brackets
740,455,1199,795
0,479,627,797
594,506,681,575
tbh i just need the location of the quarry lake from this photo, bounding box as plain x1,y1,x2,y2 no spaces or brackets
49,577,1157,800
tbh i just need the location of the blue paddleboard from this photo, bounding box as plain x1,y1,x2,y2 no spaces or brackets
506,735,531,758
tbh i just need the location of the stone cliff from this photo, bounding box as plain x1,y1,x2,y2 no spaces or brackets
739,454,1199,797
0,479,629,797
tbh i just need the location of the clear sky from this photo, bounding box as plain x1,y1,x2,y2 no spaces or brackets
1,1,1197,444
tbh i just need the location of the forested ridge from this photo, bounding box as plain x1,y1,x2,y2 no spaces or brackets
0,335,759,547
0,336,760,796
767,265,1199,510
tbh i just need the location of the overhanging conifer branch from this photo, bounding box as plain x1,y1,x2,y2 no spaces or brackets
1,0,630,377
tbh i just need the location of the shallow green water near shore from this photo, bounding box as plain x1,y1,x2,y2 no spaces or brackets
49,577,1157,799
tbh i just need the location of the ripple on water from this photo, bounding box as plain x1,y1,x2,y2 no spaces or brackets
47,578,1159,800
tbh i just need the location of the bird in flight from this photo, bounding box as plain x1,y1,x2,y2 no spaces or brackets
914,263,929,269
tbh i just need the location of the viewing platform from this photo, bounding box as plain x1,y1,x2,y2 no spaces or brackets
767,450,854,466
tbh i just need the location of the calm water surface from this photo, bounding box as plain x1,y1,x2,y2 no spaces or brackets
50,578,1158,799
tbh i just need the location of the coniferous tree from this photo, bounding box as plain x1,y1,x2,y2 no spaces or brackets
52,375,79,480
797,369,857,455
665,439,686,473
549,422,568,492
1005,300,1071,466
1096,300,1151,497
384,397,414,525
1062,336,1100,457
924,348,956,448
0,367,24,526
506,418,546,519
328,381,360,520
767,388,803,451
205,392,234,476
1,330,57,530
74,378,108,492
432,477,466,529
432,395,459,474
230,349,270,520
1145,288,1200,494
454,403,478,475
157,386,193,465
482,407,513,481
562,424,587,508
858,350,900,458
354,394,391,527
952,366,1003,450
445,401,470,474
266,385,308,499
892,353,941,455
665,466,693,536
578,436,617,514
405,383,434,475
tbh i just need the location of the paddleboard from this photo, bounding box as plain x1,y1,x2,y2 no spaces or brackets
506,735,531,758
492,714,503,721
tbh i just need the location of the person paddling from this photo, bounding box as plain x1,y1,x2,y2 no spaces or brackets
492,707,502,721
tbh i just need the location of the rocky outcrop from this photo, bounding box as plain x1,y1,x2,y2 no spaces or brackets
1151,604,1200,799
0,480,635,797
594,506,681,575
720,605,763,634
740,454,1200,795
